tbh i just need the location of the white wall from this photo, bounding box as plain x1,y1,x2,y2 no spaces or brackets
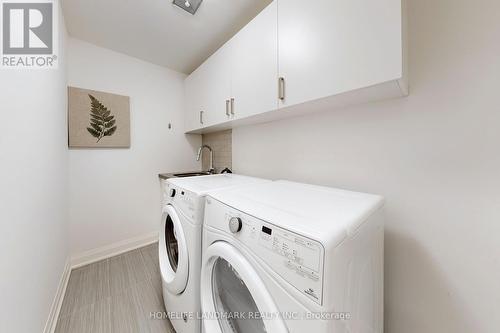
0,2,69,332
68,38,201,255
233,0,500,332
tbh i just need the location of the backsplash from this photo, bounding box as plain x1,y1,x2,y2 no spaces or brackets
202,130,232,173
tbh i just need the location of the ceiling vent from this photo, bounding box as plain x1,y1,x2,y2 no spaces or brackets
173,0,203,15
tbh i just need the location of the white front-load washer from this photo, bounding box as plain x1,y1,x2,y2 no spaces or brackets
159,174,269,333
201,180,385,333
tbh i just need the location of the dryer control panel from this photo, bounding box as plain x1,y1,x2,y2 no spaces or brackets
258,225,322,284
206,198,325,305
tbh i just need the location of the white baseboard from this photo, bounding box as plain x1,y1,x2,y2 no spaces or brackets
70,231,159,269
43,258,71,333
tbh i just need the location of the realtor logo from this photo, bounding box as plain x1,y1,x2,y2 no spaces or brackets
1,0,57,68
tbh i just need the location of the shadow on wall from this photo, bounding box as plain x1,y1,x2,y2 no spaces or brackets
384,230,475,333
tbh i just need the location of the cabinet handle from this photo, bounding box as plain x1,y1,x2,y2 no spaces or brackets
200,110,204,124
278,77,285,101
225,100,230,116
230,98,235,115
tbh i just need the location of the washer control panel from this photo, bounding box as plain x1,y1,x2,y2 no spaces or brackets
165,184,200,222
206,198,324,305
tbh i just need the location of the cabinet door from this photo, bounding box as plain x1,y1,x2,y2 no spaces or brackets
185,65,207,131
204,42,232,126
230,1,278,119
184,44,231,131
278,0,403,108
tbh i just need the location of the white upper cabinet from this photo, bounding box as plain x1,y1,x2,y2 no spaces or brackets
203,43,232,126
185,42,231,132
185,0,406,133
230,1,278,120
185,63,206,131
278,0,406,108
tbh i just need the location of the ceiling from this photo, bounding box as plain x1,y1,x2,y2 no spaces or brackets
62,0,272,74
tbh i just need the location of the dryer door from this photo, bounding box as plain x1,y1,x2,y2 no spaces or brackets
159,205,189,294
201,241,288,333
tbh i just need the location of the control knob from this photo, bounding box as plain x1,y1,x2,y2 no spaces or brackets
169,188,176,197
229,217,242,234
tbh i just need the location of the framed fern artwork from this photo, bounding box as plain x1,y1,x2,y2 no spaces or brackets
68,87,130,148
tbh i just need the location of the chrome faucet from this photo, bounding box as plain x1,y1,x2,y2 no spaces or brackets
196,145,215,174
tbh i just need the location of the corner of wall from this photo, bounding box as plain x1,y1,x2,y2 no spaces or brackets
43,258,72,333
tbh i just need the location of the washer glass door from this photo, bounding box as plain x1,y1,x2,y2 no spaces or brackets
213,257,265,332
165,214,179,272
201,241,288,333
159,205,189,294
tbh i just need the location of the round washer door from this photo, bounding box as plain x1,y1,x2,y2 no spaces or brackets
159,205,189,294
201,241,288,333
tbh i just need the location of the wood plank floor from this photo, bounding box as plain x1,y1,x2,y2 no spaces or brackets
56,243,174,333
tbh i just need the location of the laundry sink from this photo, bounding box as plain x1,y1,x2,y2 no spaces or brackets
172,171,213,177
158,171,215,180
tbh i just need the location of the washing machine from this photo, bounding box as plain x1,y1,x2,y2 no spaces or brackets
159,174,269,333
201,180,385,333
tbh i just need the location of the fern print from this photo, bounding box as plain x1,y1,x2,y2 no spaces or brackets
86,94,117,143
